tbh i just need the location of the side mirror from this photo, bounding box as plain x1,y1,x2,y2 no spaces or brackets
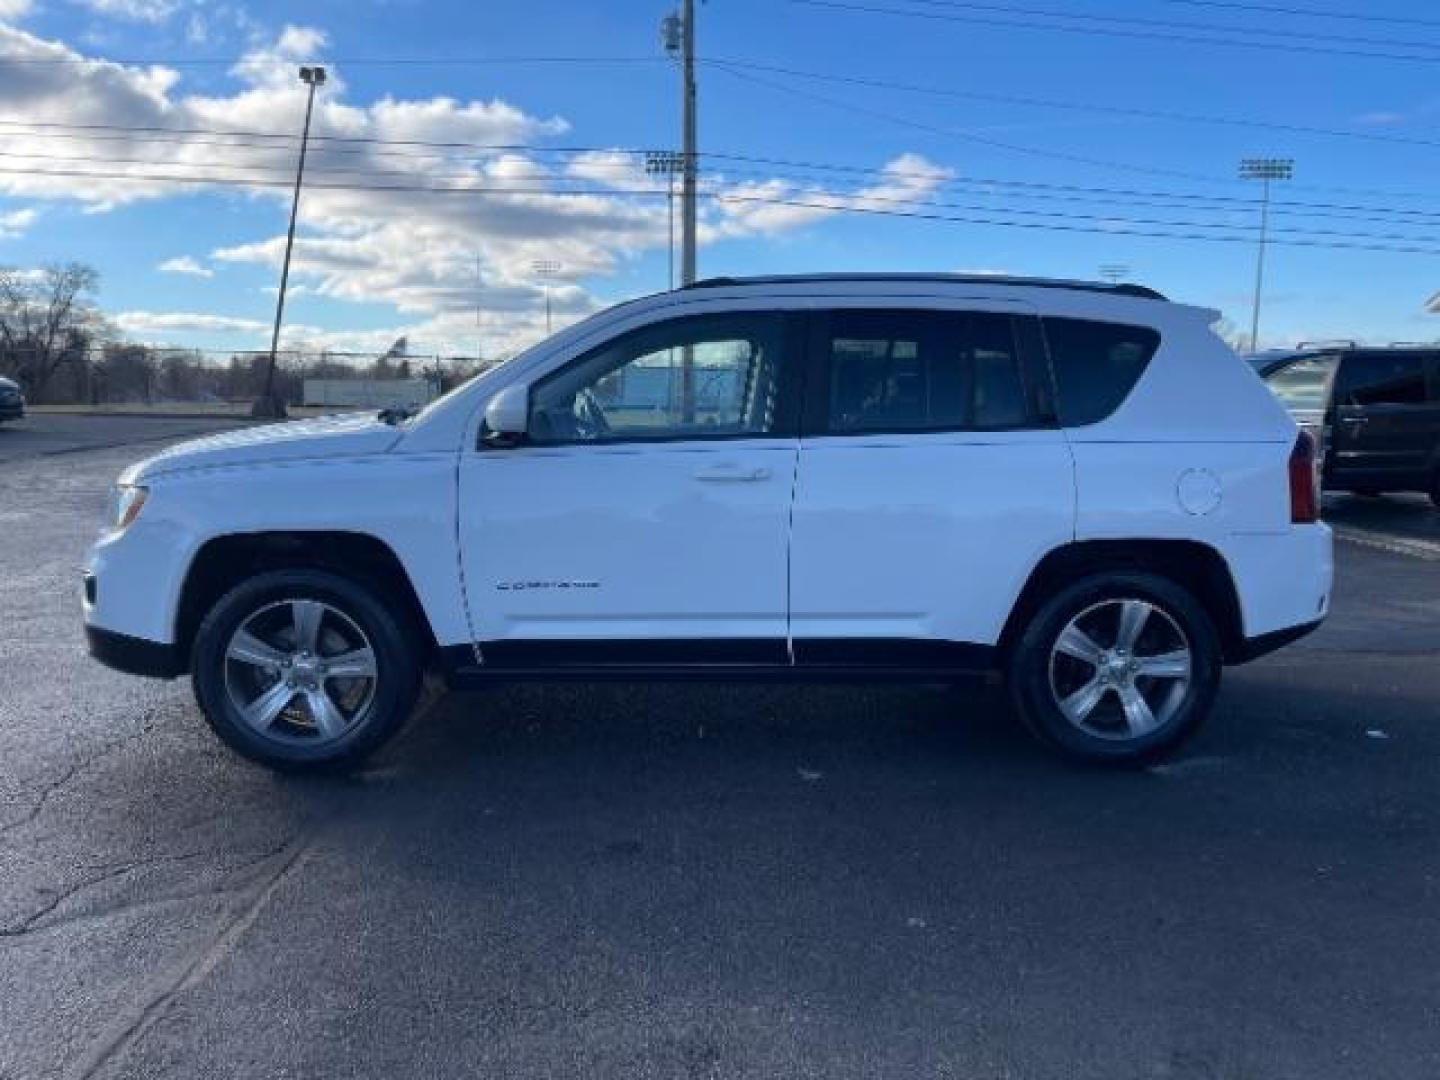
482,384,529,447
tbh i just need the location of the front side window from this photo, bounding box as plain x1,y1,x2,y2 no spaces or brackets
1265,355,1339,412
823,310,1030,433
1043,317,1161,427
528,313,788,444
1336,353,1427,407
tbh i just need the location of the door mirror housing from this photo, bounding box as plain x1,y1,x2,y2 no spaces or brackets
482,384,529,447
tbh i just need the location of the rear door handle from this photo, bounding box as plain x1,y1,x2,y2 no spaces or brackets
693,464,771,482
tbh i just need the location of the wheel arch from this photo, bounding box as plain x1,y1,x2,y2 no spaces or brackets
998,538,1246,663
174,530,438,669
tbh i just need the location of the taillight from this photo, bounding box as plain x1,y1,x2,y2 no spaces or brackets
1289,430,1319,524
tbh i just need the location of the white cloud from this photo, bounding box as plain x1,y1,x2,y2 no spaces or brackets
113,311,270,336
711,152,953,238
0,0,31,20
158,255,213,277
0,24,950,355
74,0,179,23
0,206,36,238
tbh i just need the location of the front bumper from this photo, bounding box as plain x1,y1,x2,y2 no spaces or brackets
85,624,184,679
0,400,23,421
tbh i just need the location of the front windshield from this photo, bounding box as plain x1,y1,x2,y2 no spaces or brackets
1265,355,1338,411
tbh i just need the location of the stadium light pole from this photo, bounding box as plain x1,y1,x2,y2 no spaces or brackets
1239,157,1294,354
254,65,326,420
531,259,561,335
645,150,684,289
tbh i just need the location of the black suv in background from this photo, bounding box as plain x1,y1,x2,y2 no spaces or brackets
1258,345,1440,507
0,376,24,423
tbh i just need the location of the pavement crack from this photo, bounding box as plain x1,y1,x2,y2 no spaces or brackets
0,848,212,938
62,832,316,1080
0,842,292,939
0,718,158,838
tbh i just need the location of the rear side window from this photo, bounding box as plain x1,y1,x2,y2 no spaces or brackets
822,310,1031,433
1336,353,1428,407
1042,318,1161,427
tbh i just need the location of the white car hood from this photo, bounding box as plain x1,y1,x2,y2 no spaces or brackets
123,413,404,482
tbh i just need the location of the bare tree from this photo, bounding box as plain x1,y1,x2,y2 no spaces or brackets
0,263,102,398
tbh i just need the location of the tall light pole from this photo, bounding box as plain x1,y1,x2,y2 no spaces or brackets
1099,263,1130,285
645,150,684,289
1239,157,1294,354
531,259,561,335
253,65,326,420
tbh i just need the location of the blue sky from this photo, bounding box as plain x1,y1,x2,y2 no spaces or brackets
0,0,1437,358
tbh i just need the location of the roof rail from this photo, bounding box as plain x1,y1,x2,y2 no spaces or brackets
682,272,1168,302
1296,339,1358,350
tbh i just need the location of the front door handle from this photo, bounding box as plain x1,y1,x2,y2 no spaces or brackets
693,464,771,482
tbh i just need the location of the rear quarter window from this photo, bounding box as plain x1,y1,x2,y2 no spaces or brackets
1042,318,1161,427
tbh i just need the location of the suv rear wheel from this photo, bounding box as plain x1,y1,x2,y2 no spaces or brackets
1008,571,1221,764
191,569,422,771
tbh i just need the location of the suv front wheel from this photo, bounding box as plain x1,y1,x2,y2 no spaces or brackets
1008,572,1221,764
191,569,423,771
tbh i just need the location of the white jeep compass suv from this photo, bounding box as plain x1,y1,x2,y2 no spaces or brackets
83,275,1333,769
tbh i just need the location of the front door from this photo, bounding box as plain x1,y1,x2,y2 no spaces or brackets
1331,351,1438,485
457,310,803,668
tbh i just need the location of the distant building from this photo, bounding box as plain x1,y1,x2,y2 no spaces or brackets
303,378,438,409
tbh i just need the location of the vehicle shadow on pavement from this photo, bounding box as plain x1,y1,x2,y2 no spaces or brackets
12,664,1440,1080
90,670,1435,1079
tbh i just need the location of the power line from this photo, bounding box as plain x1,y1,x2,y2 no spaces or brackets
708,57,1440,154
899,0,1440,53
709,62,1440,204
0,53,667,67
3,112,1437,218
6,113,1440,224
1152,0,1440,32
711,192,1440,255
786,0,1440,65
2,161,1439,254
711,61,1239,184
0,117,653,157
10,142,1440,231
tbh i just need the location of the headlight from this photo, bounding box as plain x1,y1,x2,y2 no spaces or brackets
109,484,149,532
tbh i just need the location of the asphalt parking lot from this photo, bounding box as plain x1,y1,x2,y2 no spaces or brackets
0,413,249,463
2,415,1439,1080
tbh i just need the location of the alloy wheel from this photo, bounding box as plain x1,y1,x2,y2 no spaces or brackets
222,599,378,746
1047,598,1193,741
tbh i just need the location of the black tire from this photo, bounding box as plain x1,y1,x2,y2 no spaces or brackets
1007,571,1222,766
191,569,423,771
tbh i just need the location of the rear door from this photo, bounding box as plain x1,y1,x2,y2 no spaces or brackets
1331,351,1437,484
787,305,1074,667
